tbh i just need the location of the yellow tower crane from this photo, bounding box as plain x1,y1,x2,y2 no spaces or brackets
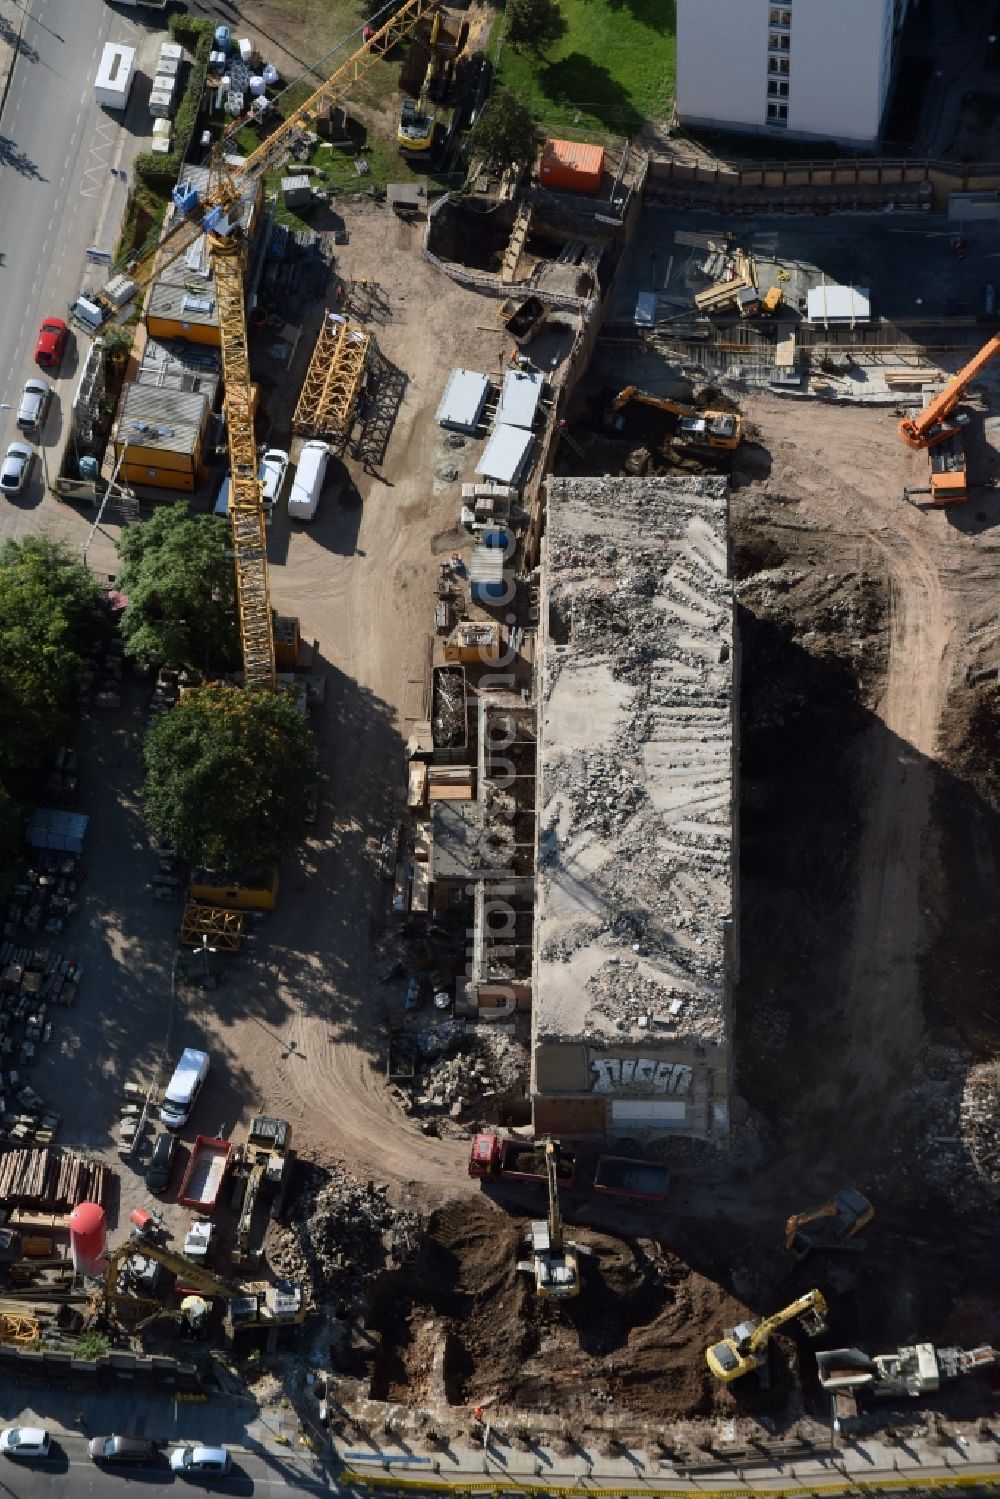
84,0,439,687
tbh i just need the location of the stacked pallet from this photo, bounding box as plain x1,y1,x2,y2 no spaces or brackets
0,1148,112,1208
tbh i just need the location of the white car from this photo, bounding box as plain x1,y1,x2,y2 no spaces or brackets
170,1444,232,1476
259,448,289,520
16,377,51,433
0,442,32,495
0,1428,51,1458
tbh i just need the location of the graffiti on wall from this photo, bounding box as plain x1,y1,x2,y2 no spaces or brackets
590,1057,693,1095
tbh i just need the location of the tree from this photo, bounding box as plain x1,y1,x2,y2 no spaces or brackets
0,538,104,885
505,0,567,53
470,88,538,170
116,503,239,675
142,684,317,870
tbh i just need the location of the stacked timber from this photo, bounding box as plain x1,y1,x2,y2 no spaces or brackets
0,1148,112,1208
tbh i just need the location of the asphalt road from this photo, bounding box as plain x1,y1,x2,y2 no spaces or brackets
0,1434,334,1497
0,0,147,533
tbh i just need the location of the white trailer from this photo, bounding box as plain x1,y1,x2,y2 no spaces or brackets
95,42,136,110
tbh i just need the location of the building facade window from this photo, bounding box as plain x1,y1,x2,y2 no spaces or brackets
768,32,790,49
766,102,788,125
768,56,790,76
767,80,789,98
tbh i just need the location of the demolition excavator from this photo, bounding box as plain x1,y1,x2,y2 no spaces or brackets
785,1189,874,1261
706,1288,828,1385
818,1342,996,1399
517,1139,581,1300
609,387,743,451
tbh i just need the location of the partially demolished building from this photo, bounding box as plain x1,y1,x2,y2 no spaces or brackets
532,476,737,1140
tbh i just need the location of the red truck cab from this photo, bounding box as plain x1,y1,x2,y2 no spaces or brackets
468,1132,500,1177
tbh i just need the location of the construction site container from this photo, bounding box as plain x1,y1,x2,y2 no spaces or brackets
476,425,533,487
539,139,604,195
188,867,278,911
437,368,490,434
593,1155,670,1201
26,810,88,853
281,175,312,209
497,368,544,430
95,42,136,110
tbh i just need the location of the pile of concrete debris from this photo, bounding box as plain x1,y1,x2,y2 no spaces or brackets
268,1164,422,1307
960,1060,1000,1192
406,1021,529,1119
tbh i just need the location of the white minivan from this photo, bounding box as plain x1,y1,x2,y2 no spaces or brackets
286,440,330,522
160,1048,210,1131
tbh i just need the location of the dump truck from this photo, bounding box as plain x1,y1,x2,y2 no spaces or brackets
469,1132,575,1186
177,1136,232,1213
785,1188,874,1260
594,1155,670,1201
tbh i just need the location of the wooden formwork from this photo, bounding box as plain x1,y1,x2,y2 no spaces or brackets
292,312,371,438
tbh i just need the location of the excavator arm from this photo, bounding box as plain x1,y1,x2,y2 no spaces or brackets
611,386,695,419
899,333,1000,448
104,1240,237,1313
544,1139,563,1256
748,1288,828,1353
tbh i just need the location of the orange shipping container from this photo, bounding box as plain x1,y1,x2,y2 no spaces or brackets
539,139,605,195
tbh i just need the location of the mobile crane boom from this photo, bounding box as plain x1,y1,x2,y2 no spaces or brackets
899,333,1000,448
86,0,439,687
706,1288,828,1384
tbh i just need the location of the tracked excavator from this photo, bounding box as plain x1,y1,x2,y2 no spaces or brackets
899,332,1000,505
103,1239,303,1338
785,1189,874,1261
517,1140,581,1300
706,1288,828,1385
818,1342,996,1399
609,387,743,451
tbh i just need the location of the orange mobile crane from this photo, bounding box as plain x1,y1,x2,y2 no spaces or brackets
898,333,1000,506
83,0,438,687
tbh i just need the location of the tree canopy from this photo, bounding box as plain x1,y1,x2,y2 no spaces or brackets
116,504,239,675
0,537,104,874
505,0,566,53
142,683,317,871
470,87,538,170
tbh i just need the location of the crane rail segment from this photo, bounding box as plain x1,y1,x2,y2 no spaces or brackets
291,313,372,437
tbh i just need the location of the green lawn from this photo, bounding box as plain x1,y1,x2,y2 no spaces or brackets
497,0,674,138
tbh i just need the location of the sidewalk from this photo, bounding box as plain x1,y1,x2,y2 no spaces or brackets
0,0,24,124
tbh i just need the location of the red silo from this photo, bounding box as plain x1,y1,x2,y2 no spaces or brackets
69,1201,107,1275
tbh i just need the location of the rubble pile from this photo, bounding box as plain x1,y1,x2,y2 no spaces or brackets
406,1022,529,1119
269,1164,422,1306
536,477,733,1044
959,1061,1000,1191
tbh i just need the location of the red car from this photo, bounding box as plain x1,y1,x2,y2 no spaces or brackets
35,317,68,370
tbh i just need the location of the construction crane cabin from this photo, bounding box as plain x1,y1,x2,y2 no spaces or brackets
82,0,439,689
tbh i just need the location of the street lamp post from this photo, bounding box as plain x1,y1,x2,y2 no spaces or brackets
201,934,217,983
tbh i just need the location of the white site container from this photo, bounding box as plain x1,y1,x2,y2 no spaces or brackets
95,42,137,110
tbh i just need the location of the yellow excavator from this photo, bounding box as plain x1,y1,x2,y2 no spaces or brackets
103,1239,303,1337
518,1140,580,1300
706,1288,828,1385
609,386,743,451
233,1116,293,1266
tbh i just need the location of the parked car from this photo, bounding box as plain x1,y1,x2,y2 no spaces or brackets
404,975,424,1011
0,442,32,495
170,1445,232,1477
16,377,51,432
0,1428,50,1459
89,1435,156,1466
34,317,68,370
259,448,289,518
144,1131,179,1195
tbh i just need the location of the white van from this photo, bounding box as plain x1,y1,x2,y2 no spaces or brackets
286,440,329,522
160,1048,210,1130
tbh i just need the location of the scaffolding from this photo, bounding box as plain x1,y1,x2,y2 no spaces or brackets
292,312,371,439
